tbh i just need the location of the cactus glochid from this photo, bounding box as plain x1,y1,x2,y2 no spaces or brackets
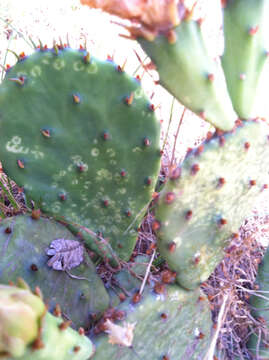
0,281,94,360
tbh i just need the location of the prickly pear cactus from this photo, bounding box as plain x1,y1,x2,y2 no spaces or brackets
138,18,236,131
93,284,212,359
222,0,269,120
0,47,161,261
154,120,269,290
247,247,269,358
0,281,45,358
0,281,94,360
0,215,109,328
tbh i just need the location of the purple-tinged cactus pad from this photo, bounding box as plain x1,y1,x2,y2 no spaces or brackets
0,215,109,328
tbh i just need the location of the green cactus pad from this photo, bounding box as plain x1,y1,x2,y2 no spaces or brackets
93,284,212,359
138,19,236,131
222,0,269,119
154,120,269,289
0,48,161,261
10,312,94,360
0,283,45,357
0,215,109,328
247,247,269,358
0,283,94,360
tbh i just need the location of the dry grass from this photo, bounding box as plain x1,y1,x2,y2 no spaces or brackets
203,215,269,359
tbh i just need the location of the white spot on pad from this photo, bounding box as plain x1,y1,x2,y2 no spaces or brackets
86,62,98,74
91,148,100,157
174,236,182,246
6,136,29,154
53,59,65,70
73,61,84,72
96,168,112,181
31,66,42,77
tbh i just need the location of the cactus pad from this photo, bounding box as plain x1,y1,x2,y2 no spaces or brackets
222,0,269,119
138,19,236,131
247,247,269,358
0,282,94,360
93,284,212,359
0,282,45,357
154,120,269,289
0,215,109,328
0,48,161,261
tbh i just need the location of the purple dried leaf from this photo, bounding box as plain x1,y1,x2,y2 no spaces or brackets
46,239,84,271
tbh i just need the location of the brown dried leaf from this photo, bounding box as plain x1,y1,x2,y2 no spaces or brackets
80,0,185,40
46,239,84,271
105,319,136,347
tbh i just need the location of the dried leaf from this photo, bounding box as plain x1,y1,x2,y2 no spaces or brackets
80,0,183,40
46,239,84,271
105,319,136,347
